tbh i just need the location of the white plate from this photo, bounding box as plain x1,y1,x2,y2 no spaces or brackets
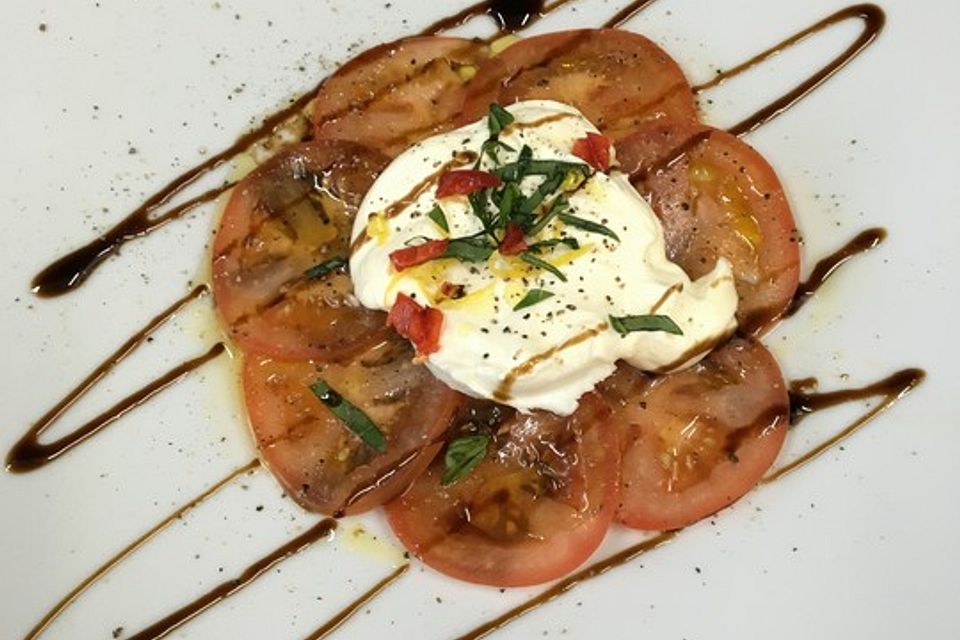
2,1,958,638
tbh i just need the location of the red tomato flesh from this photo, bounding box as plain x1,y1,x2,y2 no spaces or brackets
436,169,502,198
387,293,443,356
572,132,612,171
498,223,527,256
385,394,620,587
389,239,449,271
599,337,789,531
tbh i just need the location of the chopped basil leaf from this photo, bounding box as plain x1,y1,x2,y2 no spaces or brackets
487,103,515,136
495,159,587,180
520,251,567,282
558,212,621,242
441,434,489,485
303,256,347,280
609,314,684,336
478,138,515,166
517,170,566,215
310,380,386,453
526,195,569,237
513,288,555,311
495,182,521,227
427,205,449,233
527,237,579,253
443,236,496,262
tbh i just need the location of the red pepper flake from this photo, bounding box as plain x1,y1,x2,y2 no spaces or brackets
436,169,502,198
572,132,612,172
389,239,449,271
439,281,466,300
387,293,443,355
498,223,527,256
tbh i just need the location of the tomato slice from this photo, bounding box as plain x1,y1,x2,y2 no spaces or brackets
384,394,620,587
312,36,489,157
212,140,391,361
460,29,697,139
243,336,462,515
599,337,789,531
616,123,801,335
498,222,527,256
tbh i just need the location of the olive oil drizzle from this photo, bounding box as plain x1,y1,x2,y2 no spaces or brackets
20,460,260,640
5,285,220,473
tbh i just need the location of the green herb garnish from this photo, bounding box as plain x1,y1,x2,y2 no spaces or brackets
310,380,386,453
513,288,555,311
487,103,515,136
558,213,621,242
527,237,579,253
427,204,449,233
526,195,569,237
303,256,346,280
609,314,683,336
441,434,489,485
443,236,496,262
520,251,567,282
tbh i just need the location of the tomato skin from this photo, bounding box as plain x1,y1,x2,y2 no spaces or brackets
498,223,527,256
212,140,391,361
572,132,612,171
312,37,489,156
616,123,800,335
600,337,789,531
389,239,449,271
384,394,620,587
436,169,502,198
387,293,443,356
461,29,697,139
242,339,462,515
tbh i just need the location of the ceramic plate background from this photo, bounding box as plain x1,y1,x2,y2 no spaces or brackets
1,0,958,638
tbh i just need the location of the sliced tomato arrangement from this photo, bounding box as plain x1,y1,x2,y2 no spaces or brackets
312,36,489,157
599,337,789,531
243,336,461,515
616,122,801,335
384,395,619,587
210,28,804,588
460,29,698,139
212,140,391,361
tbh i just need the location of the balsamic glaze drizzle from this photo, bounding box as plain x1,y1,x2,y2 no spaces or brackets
14,2,919,639
6,285,219,473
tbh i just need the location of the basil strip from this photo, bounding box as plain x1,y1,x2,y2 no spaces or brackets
527,237,579,253
520,251,567,282
558,212,621,242
513,288,555,311
609,314,684,336
487,103,514,136
303,256,346,280
310,380,386,453
526,195,569,237
495,159,587,180
517,170,566,215
441,434,489,485
443,236,496,262
427,204,449,233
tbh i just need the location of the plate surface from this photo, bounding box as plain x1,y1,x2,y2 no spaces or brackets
1,1,958,638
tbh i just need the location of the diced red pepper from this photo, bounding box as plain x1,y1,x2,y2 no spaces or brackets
387,293,443,356
572,132,612,172
498,223,527,256
389,239,449,271
436,170,502,198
